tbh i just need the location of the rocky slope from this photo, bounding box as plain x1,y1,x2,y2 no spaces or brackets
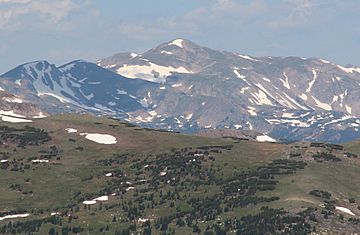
98,39,360,142
0,87,45,122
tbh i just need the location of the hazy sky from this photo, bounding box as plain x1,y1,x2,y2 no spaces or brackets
1,0,359,73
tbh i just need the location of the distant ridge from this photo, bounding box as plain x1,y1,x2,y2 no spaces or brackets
0,38,359,143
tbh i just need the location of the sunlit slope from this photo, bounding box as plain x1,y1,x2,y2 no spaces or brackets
0,115,359,234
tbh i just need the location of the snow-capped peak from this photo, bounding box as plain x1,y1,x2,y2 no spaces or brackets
169,39,184,48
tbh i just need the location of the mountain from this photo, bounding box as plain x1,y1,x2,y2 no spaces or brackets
97,38,360,142
0,114,360,234
1,39,359,143
0,60,158,117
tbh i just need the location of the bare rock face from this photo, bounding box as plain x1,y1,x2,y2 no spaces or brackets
0,89,45,119
1,39,359,143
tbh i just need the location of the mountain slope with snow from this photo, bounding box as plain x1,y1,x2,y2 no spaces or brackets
1,39,359,143
0,60,159,117
96,39,360,142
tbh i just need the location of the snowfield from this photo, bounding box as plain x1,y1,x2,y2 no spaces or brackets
32,159,49,163
83,200,96,205
83,196,109,205
0,110,26,118
65,128,78,133
1,115,32,123
336,206,355,216
169,39,184,48
93,196,108,201
0,213,30,221
33,112,47,119
65,128,117,144
82,133,117,144
256,135,276,142
3,97,23,103
116,62,193,83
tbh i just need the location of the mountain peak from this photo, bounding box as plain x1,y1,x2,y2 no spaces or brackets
0,60,56,79
160,38,202,50
168,38,186,48
22,60,53,69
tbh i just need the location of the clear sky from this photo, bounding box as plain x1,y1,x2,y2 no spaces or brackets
0,0,359,73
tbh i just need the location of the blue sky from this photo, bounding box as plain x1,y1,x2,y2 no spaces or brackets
0,0,359,73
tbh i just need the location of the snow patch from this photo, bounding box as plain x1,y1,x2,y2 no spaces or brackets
240,87,250,94
306,69,317,93
65,128,78,133
116,62,193,83
33,112,46,119
0,213,30,221
83,200,96,205
185,113,193,120
299,94,308,101
233,69,246,80
237,54,260,62
345,105,352,114
93,196,108,201
234,125,242,129
171,83,182,87
251,83,274,106
161,50,173,55
262,77,271,82
82,133,117,145
312,96,332,111
1,116,32,123
337,65,360,74
88,81,101,85
169,39,184,48
336,206,355,216
256,135,276,142
3,97,23,103
247,106,257,116
117,89,127,95
0,110,25,118
280,72,290,89
282,112,297,118
319,59,330,64
32,159,49,163
38,92,69,103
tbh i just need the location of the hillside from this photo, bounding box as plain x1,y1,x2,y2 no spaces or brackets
0,114,359,234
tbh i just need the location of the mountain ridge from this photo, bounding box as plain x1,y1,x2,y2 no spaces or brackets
0,38,359,143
